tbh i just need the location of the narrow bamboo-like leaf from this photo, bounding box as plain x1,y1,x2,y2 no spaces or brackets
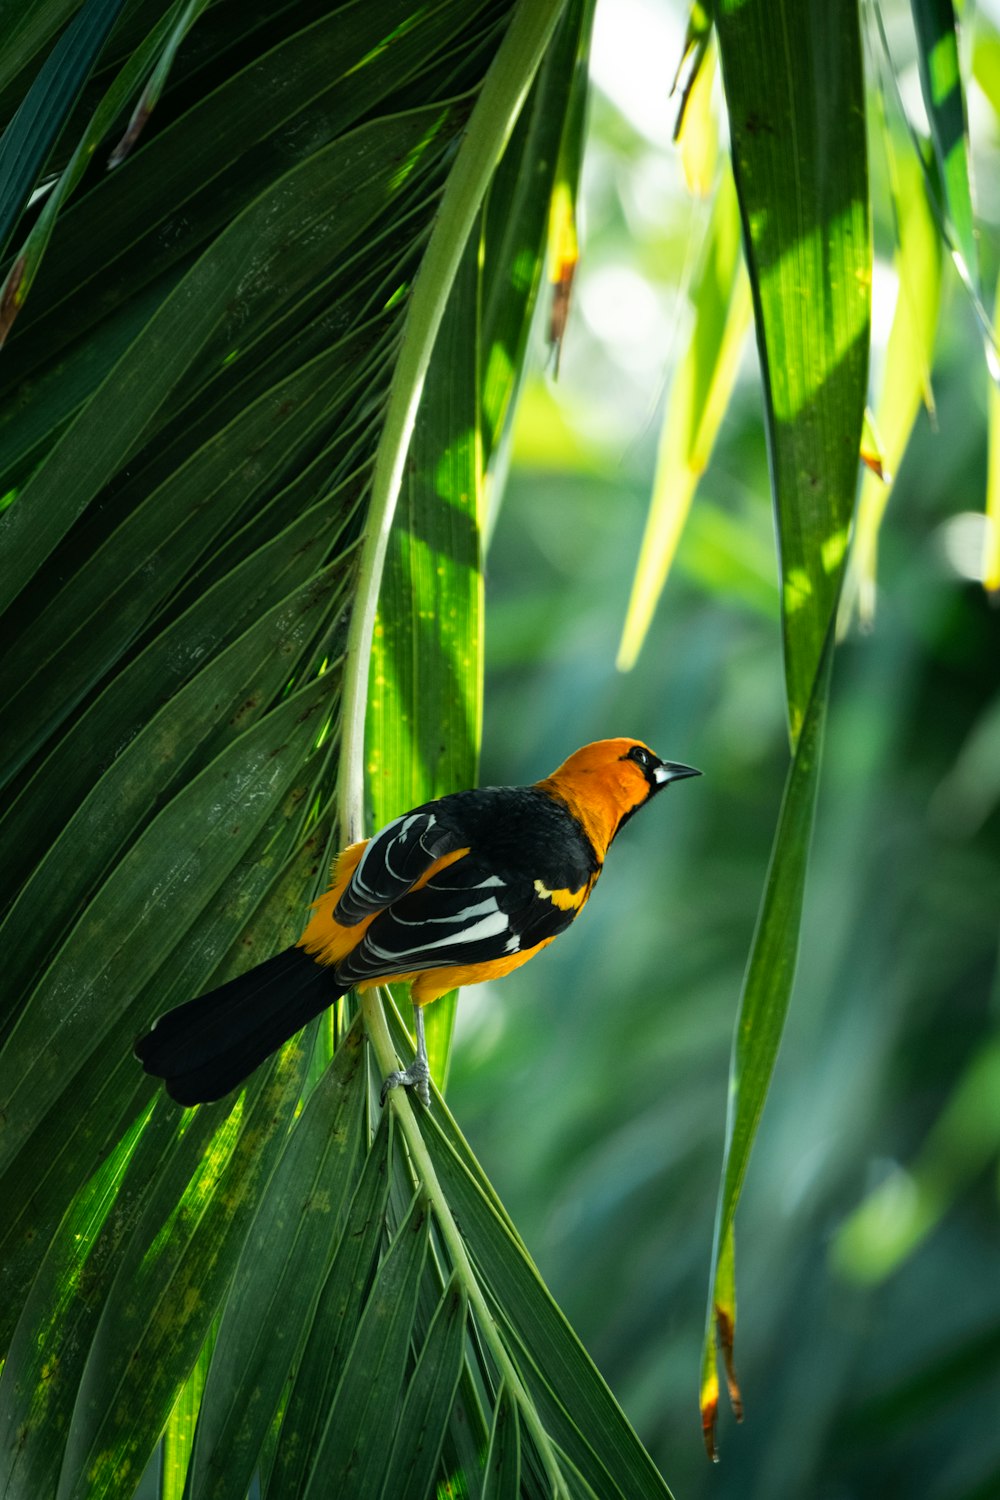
301,1190,430,1499
677,31,718,198
56,1047,309,1500
617,166,751,672
481,1385,522,1500
842,134,942,631
189,1018,367,1500
704,0,870,1452
985,266,1000,595
700,630,834,1457
715,0,869,741
480,0,588,471
161,1319,218,1500
377,1276,468,1500
911,0,979,292
265,1113,393,1500
0,0,128,257
108,0,212,169
365,233,483,1089
0,495,356,948
543,3,594,375
832,1034,1000,1283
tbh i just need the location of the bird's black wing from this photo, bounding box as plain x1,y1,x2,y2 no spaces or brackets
334,806,461,924
334,852,586,985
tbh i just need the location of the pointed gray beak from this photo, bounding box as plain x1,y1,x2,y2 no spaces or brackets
653,761,702,785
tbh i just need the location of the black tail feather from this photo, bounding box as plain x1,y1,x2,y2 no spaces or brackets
134,947,344,1106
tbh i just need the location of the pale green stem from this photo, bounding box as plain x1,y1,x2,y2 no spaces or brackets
361,987,571,1500
336,0,569,843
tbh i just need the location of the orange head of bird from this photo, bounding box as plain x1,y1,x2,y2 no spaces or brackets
537,737,701,856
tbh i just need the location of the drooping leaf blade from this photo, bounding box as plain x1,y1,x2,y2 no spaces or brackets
716,0,870,741
617,165,751,671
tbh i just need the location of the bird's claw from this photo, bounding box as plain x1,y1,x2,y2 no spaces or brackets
380,1055,431,1109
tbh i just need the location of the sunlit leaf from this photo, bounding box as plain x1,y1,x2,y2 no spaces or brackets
985,267,1000,595
161,1321,218,1500
187,1019,367,1500
716,0,869,741
677,32,718,198
841,129,942,631
0,0,129,258
365,235,484,1090
911,0,979,294
617,165,751,672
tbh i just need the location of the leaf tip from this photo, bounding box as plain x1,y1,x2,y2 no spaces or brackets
716,1303,744,1423
700,1375,720,1462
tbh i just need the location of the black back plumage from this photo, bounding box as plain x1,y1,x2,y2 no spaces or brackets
136,784,600,1104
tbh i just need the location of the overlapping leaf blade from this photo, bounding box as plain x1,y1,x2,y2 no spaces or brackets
911,0,979,292
717,0,869,742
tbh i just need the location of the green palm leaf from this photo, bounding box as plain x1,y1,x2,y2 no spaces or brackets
699,0,870,1456
0,3,674,1496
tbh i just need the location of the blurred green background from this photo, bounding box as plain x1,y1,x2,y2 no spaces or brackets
449,2,1000,1495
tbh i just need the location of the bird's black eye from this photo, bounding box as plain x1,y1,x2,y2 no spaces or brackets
626,745,653,770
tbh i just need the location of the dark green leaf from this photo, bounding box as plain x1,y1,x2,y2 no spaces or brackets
0,0,128,257
481,1386,521,1500
377,1276,468,1500
420,1108,673,1500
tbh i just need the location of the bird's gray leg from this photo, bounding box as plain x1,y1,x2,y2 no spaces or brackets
380,1003,431,1108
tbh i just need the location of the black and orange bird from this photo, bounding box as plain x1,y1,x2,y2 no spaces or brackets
135,738,700,1106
